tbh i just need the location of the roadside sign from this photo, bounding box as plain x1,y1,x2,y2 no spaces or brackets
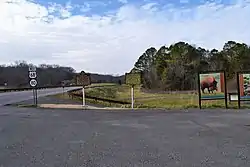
124,72,142,109
76,72,91,86
29,71,37,79
125,72,142,86
28,66,38,106
29,66,36,72
82,74,91,86
30,79,37,87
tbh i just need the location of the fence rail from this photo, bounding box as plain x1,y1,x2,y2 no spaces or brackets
0,84,129,105
0,83,119,93
68,91,130,105
0,85,82,93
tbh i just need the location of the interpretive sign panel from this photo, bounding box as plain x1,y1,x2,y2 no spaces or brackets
198,71,227,109
237,71,250,108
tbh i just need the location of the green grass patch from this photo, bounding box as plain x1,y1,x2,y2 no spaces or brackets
49,93,70,99
85,85,250,109
86,86,118,99
51,92,126,108
85,98,129,108
52,83,250,109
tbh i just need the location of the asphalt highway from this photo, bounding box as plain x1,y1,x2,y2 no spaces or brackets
1,108,250,166
0,87,80,106
1,89,250,166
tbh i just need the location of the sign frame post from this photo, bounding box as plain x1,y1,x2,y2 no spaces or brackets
33,89,36,105
62,82,65,97
63,86,65,96
197,73,202,109
82,86,85,106
35,88,38,106
131,85,134,109
237,71,241,109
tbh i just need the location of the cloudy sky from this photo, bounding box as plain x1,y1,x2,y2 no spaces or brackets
0,0,250,75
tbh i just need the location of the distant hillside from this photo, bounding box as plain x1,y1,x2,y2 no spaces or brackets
0,61,124,88
89,73,124,84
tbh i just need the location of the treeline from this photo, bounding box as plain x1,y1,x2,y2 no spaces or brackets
90,73,124,84
0,61,76,88
0,61,124,88
131,41,250,91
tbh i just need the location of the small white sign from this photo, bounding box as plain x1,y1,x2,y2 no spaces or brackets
29,66,36,72
29,71,37,79
30,79,37,87
230,95,238,101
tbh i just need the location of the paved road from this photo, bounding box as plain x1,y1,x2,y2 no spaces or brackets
1,107,250,166
0,87,80,106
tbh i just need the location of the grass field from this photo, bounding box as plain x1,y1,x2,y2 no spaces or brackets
65,84,250,109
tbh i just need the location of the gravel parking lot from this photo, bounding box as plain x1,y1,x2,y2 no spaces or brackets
1,107,250,166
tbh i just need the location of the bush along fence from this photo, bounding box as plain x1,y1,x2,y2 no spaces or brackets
67,84,132,106
198,70,250,109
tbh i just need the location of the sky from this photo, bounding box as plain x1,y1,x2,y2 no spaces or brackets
0,0,250,75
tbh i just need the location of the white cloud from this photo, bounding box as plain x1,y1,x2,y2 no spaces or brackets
0,0,250,75
141,2,158,10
